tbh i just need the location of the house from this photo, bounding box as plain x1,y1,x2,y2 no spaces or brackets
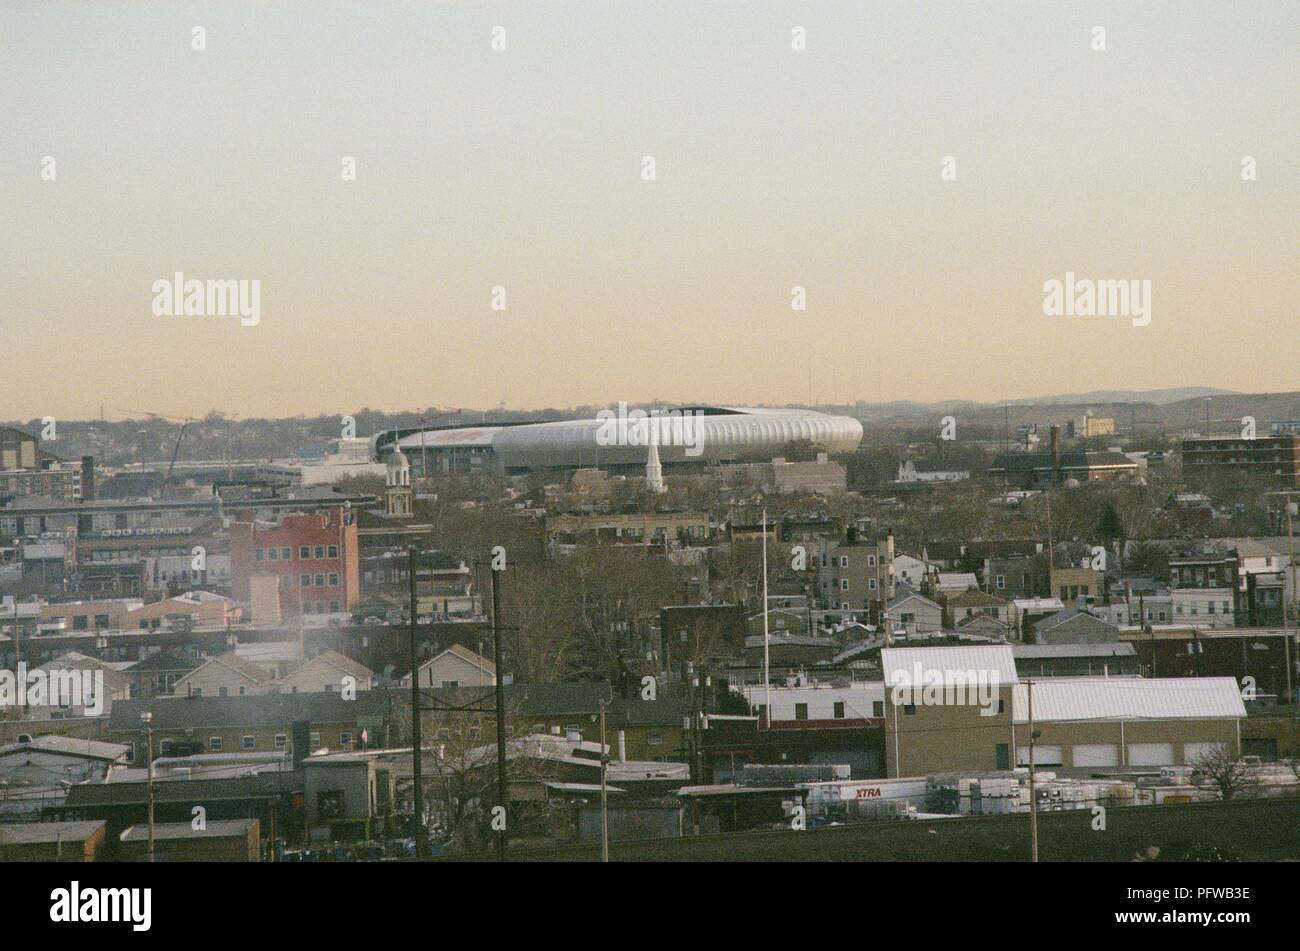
948,589,1011,627
400,644,496,689
282,650,374,694
747,608,808,637
1034,609,1120,645
884,592,943,637
124,650,202,699
25,652,132,718
955,613,1011,639
935,572,978,597
1049,566,1102,608
1010,597,1065,641
1171,588,1236,628
983,555,1048,599
893,553,939,589
302,752,395,843
174,653,274,698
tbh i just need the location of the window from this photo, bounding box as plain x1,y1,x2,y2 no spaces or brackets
209,737,223,752
218,686,228,697
328,545,339,559
313,545,324,559
868,578,876,591
840,579,849,591
328,572,339,587
794,703,808,721
833,701,845,719
241,735,256,750
339,731,353,748
867,554,876,567
159,739,175,756
315,574,325,587
274,734,288,750
280,547,292,560
255,548,264,561
299,546,310,559
268,547,278,561
839,556,848,568
95,614,110,628
73,616,89,630
903,704,916,715
872,701,883,717
996,575,1005,590
310,732,321,748
301,574,312,587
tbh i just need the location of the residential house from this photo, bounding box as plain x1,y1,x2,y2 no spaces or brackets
1034,609,1120,645
282,650,374,695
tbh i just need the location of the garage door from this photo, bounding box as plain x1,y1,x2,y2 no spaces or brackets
1072,744,1119,767
1017,745,1063,767
1128,743,1174,766
1182,742,1222,765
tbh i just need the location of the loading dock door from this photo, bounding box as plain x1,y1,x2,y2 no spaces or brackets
1128,743,1174,766
1072,744,1119,767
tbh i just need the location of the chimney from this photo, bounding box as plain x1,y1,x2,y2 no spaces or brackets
1049,425,1061,484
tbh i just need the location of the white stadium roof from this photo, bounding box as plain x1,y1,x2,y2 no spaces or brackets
387,406,864,468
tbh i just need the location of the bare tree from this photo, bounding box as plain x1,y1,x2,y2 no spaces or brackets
1191,743,1257,801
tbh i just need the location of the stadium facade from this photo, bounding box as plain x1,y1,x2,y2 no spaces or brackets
372,406,864,475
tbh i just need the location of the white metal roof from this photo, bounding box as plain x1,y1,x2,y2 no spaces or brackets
1012,677,1246,723
881,645,1018,687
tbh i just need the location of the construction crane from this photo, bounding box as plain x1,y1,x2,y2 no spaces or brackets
116,408,198,489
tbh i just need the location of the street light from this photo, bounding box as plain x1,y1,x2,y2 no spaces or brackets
140,711,155,862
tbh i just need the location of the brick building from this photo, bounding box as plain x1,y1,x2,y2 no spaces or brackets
230,508,360,618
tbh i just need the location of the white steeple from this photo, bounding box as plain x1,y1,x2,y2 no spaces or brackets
645,431,666,494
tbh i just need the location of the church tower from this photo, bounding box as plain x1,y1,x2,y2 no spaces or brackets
385,445,413,517
645,433,666,494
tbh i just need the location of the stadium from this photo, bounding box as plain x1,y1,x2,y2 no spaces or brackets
373,406,864,475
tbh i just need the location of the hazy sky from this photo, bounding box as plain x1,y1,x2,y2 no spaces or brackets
2,1,1296,421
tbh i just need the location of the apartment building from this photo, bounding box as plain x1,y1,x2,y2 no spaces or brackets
818,534,896,615
229,508,361,618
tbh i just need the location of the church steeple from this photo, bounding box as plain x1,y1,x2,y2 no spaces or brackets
645,433,666,494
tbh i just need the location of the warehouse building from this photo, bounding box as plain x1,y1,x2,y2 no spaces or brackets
881,645,1247,777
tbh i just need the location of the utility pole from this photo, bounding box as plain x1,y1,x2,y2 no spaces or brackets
1027,679,1039,863
599,699,609,863
408,546,425,859
761,508,771,729
491,564,508,862
141,711,155,862
1284,498,1294,711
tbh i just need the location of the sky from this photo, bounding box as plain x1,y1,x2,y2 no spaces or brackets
1,1,1297,422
